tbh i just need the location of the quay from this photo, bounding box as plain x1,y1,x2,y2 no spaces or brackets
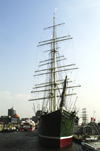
73,134,100,143
81,141,100,151
73,122,100,151
73,117,100,150
0,122,20,132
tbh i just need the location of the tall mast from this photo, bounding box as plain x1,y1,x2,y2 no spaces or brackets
29,14,81,112
53,13,57,110
50,38,53,112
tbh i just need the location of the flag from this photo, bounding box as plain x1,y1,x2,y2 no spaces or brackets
91,117,96,122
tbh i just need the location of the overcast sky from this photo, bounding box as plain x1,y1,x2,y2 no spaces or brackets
0,0,100,122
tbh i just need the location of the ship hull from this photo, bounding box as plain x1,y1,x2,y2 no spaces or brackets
38,109,74,148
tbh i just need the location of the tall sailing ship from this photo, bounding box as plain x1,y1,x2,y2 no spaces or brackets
29,14,80,148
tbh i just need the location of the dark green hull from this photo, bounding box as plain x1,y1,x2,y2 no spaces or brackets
38,109,75,148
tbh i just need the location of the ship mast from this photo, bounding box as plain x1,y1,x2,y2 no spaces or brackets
53,13,57,111
29,14,81,113
50,38,53,112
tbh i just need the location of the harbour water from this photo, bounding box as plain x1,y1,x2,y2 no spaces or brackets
0,130,81,151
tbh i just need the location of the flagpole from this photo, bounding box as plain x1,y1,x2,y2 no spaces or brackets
93,110,96,122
